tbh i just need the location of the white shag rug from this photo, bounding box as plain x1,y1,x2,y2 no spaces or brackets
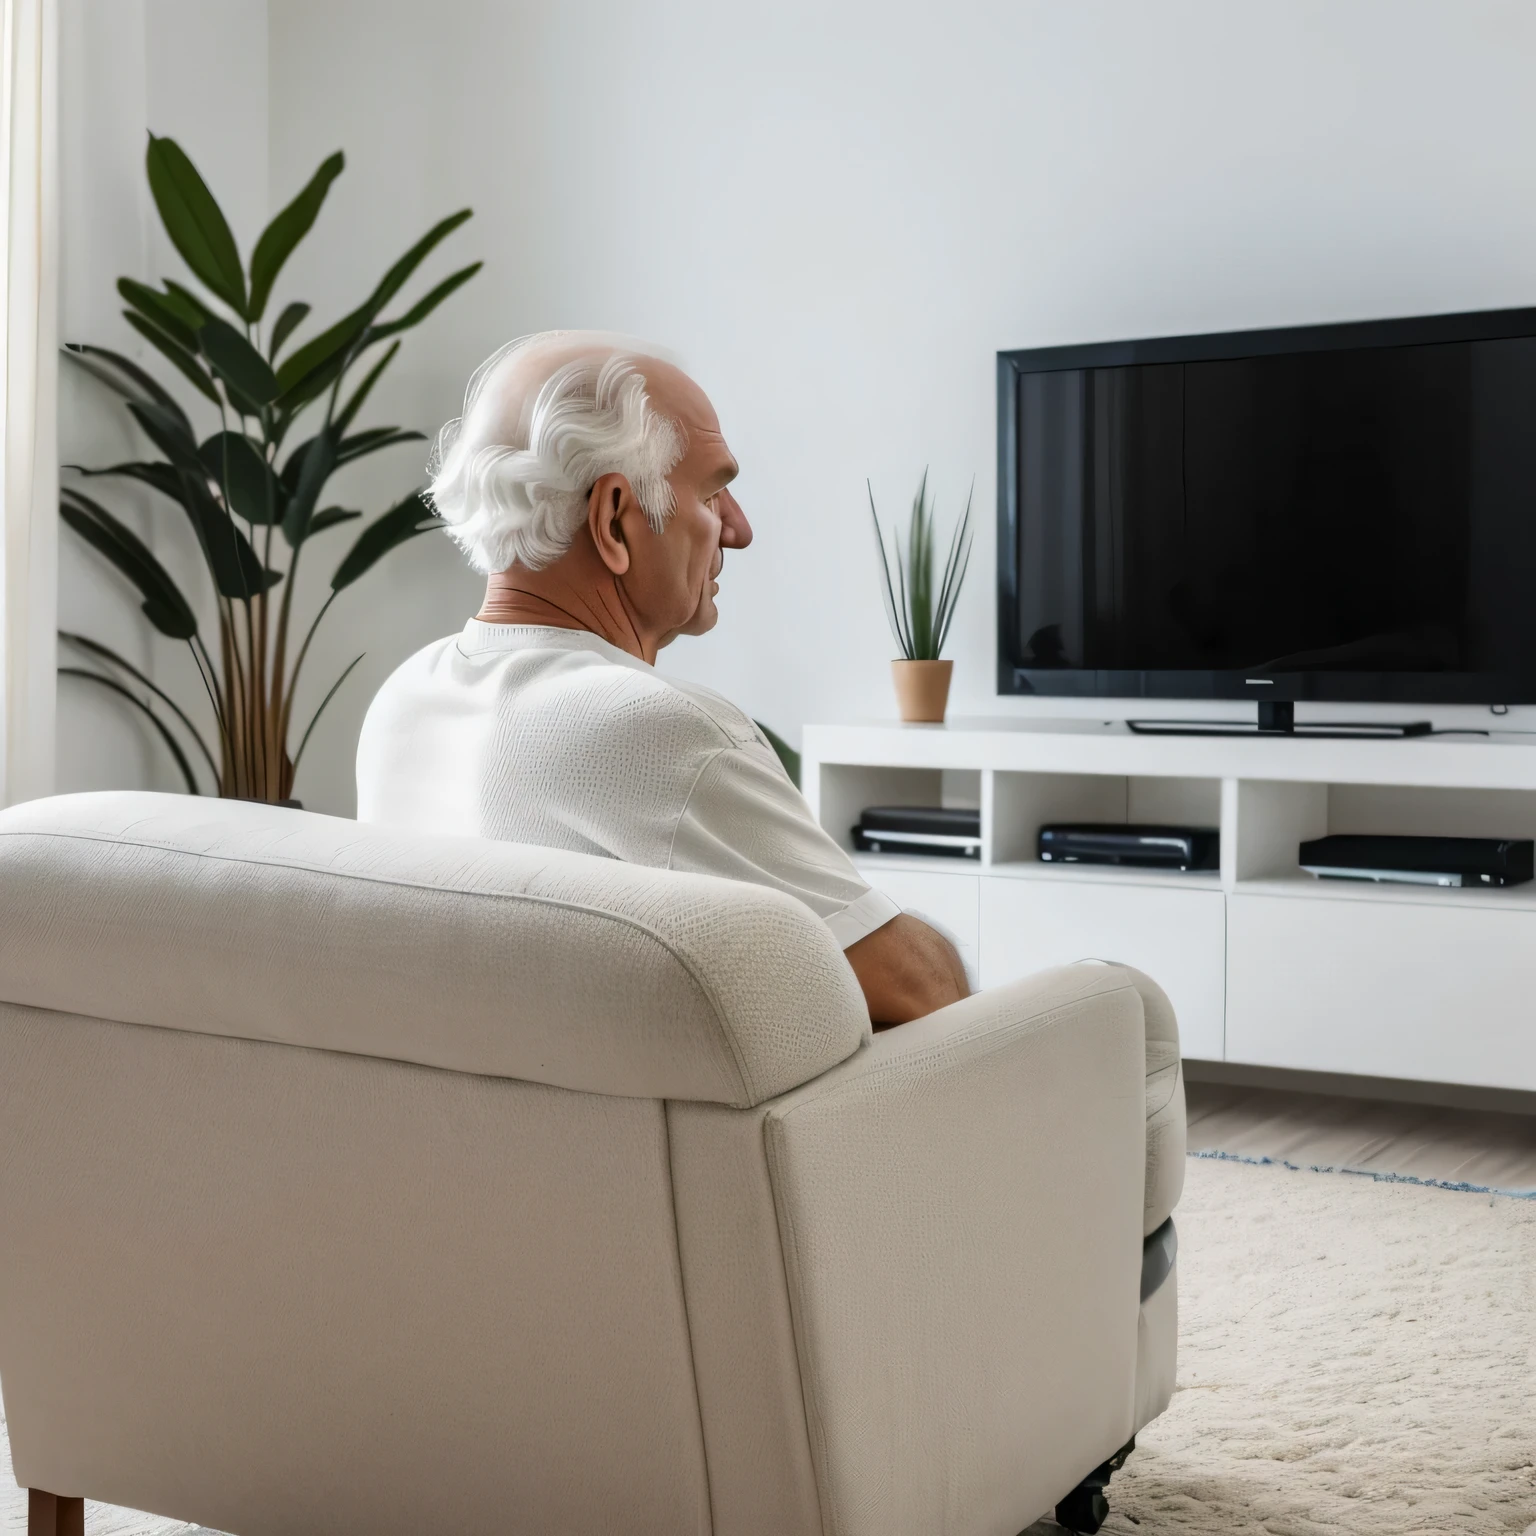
1048,1156,1536,1535
4,1157,1534,1535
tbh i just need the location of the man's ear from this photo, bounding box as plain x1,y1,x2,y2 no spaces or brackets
586,472,636,576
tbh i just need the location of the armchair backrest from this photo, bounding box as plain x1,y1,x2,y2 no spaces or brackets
0,791,869,1107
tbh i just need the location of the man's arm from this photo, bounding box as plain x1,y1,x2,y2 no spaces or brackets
666,743,968,1024
844,913,970,1028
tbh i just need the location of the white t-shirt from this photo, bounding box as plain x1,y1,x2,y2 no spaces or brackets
355,621,901,949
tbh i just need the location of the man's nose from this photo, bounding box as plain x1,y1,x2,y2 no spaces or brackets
718,488,753,549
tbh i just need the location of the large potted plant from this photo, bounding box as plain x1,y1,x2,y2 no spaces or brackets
60,134,479,802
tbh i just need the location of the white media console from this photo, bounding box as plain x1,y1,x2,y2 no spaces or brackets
801,718,1536,1091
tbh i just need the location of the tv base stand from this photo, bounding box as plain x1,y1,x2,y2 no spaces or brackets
1127,701,1433,738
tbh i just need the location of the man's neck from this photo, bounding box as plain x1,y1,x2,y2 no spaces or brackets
477,561,657,664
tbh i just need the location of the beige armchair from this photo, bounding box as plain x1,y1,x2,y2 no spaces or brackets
0,792,1182,1536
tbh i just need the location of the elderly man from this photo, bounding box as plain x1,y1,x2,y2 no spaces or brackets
356,332,968,1026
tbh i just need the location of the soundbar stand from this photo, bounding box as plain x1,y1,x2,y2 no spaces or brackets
1127,701,1433,739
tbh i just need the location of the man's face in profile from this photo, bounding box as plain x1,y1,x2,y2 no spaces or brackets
627,363,753,643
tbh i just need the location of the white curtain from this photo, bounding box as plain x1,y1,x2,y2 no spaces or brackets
0,0,55,808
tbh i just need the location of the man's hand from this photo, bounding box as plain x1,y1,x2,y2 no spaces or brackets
844,913,970,1029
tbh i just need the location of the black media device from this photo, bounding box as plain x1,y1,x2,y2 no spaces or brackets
1298,833,1534,888
1038,824,1220,872
854,806,982,860
997,306,1536,733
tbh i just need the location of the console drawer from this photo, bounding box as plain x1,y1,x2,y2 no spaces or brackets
1226,892,1536,1089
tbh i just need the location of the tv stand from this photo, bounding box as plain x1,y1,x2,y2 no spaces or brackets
1127,701,1433,739
801,716,1536,1095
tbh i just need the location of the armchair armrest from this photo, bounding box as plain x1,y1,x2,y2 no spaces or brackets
1113,964,1186,1234
759,963,1150,1536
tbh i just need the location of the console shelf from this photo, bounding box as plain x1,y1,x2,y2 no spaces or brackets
850,850,982,876
804,718,1536,1093
984,860,1223,892
1233,873,1536,912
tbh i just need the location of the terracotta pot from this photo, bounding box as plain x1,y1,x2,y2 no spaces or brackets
891,659,953,723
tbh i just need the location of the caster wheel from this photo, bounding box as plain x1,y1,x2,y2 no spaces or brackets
1054,1485,1109,1534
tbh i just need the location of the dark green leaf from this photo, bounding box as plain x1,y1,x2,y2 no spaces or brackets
59,667,203,794
331,491,442,590
248,151,343,321
194,501,281,601
59,629,221,786
59,488,198,639
122,310,221,403
118,278,198,351
366,208,473,314
280,434,318,495
142,599,191,635
268,300,310,359
199,316,279,406
127,400,204,474
273,207,473,403
62,343,195,433
274,348,351,421
868,480,914,660
145,133,247,317
223,381,268,420
335,427,427,466
161,280,212,329
271,299,371,404
267,413,295,456
307,506,362,536
199,515,281,601
282,426,337,546
69,459,187,503
199,430,281,523
73,453,279,601
332,339,398,434
934,479,974,656
367,261,482,341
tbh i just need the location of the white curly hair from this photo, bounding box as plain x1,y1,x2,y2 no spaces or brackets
426,332,685,573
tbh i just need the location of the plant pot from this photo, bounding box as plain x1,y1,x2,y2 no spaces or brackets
891,659,953,723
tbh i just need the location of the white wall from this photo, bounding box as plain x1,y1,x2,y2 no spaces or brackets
260,0,1536,817
76,0,1536,812
57,0,158,794
56,0,267,795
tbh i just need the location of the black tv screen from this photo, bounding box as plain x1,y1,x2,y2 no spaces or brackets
997,307,1536,705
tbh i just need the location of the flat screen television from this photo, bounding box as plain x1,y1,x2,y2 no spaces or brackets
997,307,1536,720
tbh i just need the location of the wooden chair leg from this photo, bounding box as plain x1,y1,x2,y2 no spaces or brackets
27,1490,84,1536
27,1491,56,1536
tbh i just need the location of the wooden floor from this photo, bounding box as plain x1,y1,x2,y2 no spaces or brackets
1185,1077,1536,1194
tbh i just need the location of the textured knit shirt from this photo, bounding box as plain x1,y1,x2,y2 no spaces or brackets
355,621,901,949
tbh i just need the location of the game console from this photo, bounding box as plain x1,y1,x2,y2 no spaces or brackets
1298,833,1534,888
1037,824,1220,872
853,806,982,859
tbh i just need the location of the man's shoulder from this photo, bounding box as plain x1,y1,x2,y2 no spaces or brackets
486,641,759,755
643,669,763,751
365,628,763,763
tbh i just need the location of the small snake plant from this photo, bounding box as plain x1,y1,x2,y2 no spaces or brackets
868,467,974,661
